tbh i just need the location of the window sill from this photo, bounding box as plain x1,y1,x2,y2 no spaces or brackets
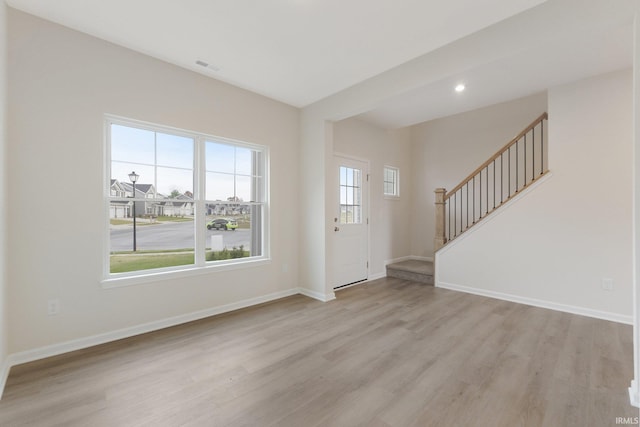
101,257,271,289
384,195,400,200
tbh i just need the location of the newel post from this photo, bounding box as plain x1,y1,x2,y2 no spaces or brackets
434,188,447,251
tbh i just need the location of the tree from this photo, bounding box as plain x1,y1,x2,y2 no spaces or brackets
169,189,181,199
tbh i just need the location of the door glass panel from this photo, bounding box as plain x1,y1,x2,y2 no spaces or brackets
339,166,362,225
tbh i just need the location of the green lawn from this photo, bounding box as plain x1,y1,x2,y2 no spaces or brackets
111,248,195,255
206,247,250,261
155,216,193,222
110,247,250,273
110,252,194,273
110,216,192,226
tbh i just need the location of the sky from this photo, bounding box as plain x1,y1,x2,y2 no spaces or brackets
110,124,256,201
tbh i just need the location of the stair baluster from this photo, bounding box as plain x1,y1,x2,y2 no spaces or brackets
434,113,548,250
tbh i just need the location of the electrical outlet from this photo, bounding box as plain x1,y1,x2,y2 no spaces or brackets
47,299,60,315
602,278,614,291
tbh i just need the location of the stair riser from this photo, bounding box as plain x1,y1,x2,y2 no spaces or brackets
386,268,434,285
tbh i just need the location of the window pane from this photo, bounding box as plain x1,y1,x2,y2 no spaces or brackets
205,203,261,262
384,181,392,194
110,252,195,274
114,220,194,251
235,175,251,202
206,141,235,174
235,147,252,175
157,133,194,169
111,125,154,164
346,187,354,205
111,163,155,195
157,167,193,199
206,172,252,202
109,200,131,219
109,206,195,273
345,205,353,223
353,206,361,224
206,172,235,201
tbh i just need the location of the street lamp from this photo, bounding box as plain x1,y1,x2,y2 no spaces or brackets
128,171,139,252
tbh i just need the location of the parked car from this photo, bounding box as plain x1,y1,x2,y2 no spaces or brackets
207,218,238,230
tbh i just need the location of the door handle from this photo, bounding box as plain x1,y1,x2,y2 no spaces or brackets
334,226,340,232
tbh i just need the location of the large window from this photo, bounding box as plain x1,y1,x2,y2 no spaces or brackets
106,117,267,279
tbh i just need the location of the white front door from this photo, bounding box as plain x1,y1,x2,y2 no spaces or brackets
333,156,368,288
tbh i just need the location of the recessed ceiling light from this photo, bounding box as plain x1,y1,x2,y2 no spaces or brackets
455,84,466,93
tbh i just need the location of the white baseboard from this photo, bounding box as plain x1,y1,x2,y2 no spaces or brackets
1,287,350,399
384,256,412,266
630,380,639,408
368,272,386,281
4,286,341,380
436,281,633,325
6,288,300,369
297,288,336,302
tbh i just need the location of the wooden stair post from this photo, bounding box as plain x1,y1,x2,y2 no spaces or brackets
434,188,447,251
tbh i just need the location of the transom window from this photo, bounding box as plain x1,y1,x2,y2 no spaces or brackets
383,166,400,198
106,116,268,279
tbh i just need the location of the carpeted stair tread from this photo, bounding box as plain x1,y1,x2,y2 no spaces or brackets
386,260,434,285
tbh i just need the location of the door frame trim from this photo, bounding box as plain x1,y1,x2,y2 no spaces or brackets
332,152,371,289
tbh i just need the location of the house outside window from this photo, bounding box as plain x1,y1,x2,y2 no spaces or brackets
105,116,268,280
383,166,400,198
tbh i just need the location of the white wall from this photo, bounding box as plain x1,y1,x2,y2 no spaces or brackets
0,0,9,396
298,116,332,301
436,69,633,321
6,10,300,354
410,92,548,258
631,13,640,406
332,118,412,278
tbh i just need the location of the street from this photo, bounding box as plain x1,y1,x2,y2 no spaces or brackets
110,221,251,252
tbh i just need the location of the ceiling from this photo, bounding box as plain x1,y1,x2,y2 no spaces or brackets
359,21,633,128
6,0,639,129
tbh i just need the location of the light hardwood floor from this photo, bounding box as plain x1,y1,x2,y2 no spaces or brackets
0,277,636,426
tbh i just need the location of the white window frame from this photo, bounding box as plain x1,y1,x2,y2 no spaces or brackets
383,165,400,199
102,115,270,287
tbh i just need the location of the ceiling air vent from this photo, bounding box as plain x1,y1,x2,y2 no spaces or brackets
195,60,220,72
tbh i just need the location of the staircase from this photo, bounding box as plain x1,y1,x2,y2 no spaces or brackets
384,114,548,286
386,260,434,285
435,113,548,250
